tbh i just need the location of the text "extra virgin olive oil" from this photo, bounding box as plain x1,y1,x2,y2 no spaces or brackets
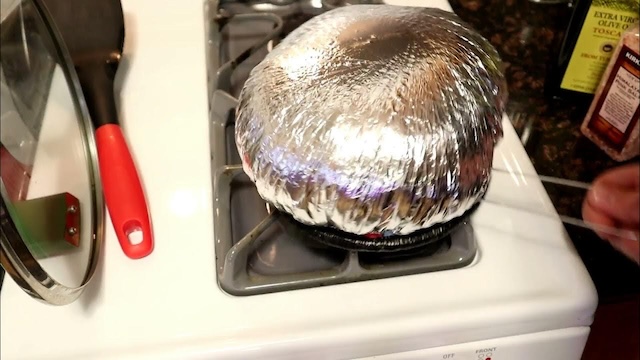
546,0,640,102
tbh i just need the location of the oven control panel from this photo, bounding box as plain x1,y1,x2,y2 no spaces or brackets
356,327,590,360
445,346,496,360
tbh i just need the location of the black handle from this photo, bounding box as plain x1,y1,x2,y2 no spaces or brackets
75,62,119,128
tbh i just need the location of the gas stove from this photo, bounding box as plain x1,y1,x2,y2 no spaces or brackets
1,0,599,359
208,3,479,294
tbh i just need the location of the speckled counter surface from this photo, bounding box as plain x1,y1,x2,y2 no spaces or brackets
449,0,640,300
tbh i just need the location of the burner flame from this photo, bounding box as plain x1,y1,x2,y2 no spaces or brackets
364,232,382,239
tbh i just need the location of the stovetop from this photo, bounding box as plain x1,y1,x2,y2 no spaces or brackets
0,1,599,358
208,0,478,296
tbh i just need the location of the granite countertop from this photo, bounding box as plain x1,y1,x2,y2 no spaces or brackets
449,0,640,301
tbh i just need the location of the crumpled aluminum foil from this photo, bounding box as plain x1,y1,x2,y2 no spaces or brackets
235,5,508,236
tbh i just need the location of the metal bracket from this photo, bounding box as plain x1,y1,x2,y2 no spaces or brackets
11,192,81,259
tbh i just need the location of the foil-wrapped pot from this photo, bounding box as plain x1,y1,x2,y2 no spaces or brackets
235,5,508,236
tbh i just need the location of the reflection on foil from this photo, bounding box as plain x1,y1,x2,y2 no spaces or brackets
281,48,324,80
236,5,508,236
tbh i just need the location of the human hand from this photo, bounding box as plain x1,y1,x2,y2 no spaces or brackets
582,163,639,264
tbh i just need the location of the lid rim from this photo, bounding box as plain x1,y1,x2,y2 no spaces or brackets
0,0,104,305
1,194,83,305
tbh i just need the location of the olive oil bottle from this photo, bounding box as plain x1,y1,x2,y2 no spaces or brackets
546,0,640,102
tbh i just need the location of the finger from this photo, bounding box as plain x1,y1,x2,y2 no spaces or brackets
586,185,640,228
595,163,640,190
582,198,617,240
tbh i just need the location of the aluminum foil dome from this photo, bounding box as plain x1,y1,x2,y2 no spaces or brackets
235,5,508,236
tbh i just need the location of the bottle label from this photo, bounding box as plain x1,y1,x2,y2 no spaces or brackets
587,45,640,151
560,1,639,94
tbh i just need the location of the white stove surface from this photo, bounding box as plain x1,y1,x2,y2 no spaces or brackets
0,0,597,359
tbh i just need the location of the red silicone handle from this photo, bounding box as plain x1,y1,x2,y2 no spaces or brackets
96,124,153,259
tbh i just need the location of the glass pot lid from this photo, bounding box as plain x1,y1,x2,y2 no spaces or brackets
0,0,103,305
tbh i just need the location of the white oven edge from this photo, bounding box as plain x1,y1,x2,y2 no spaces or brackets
84,326,590,360
355,327,590,360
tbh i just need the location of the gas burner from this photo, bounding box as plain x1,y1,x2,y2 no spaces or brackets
358,236,447,262
280,212,456,261
207,0,478,296
279,205,478,252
